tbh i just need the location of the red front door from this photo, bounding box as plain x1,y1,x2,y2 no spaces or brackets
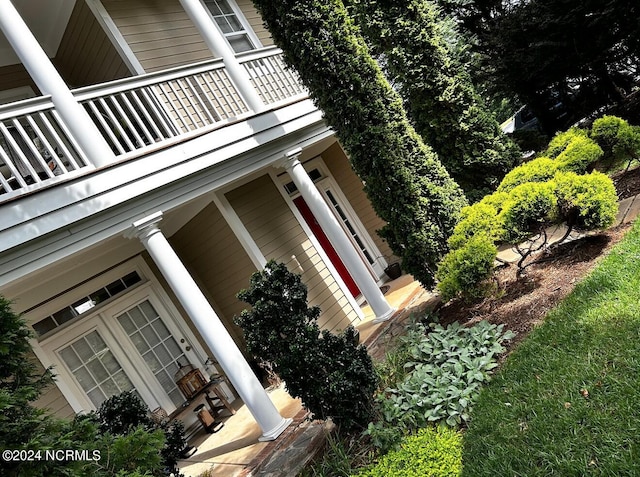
293,196,361,298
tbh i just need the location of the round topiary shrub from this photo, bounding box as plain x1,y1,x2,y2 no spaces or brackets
591,115,640,170
545,127,589,159
554,135,603,174
447,202,504,250
436,234,498,302
499,181,558,243
553,170,618,230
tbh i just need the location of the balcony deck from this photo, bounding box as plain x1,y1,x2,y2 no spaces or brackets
0,46,306,204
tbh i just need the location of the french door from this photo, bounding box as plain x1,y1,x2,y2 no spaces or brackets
50,286,203,413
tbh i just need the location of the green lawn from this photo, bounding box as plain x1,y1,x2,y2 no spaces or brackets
463,221,640,476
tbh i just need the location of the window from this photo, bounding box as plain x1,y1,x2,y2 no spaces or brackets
59,330,135,408
204,0,255,53
32,272,142,337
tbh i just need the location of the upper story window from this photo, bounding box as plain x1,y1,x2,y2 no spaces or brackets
204,0,256,53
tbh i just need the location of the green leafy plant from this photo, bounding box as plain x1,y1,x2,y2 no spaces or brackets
498,181,558,243
544,128,590,159
96,391,187,475
367,321,514,451
497,157,559,193
437,121,619,297
236,260,378,429
0,297,175,477
354,426,462,477
553,171,618,231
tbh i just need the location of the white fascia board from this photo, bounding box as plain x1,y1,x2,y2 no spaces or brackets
0,100,323,246
0,114,335,288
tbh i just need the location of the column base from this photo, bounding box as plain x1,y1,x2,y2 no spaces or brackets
372,307,397,324
259,417,294,442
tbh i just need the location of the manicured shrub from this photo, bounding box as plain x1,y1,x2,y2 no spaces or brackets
496,157,558,193
348,0,520,202
554,135,604,173
97,391,188,475
355,427,462,477
544,127,589,159
236,260,378,429
436,235,497,302
251,0,467,288
499,182,557,243
553,171,618,230
591,115,640,170
447,202,504,250
97,390,153,436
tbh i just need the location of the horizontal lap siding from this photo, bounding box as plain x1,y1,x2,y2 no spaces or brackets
170,203,256,351
235,0,273,47
322,142,399,263
103,0,211,72
226,174,358,331
54,0,130,87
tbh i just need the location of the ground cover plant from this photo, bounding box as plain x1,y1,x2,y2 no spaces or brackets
366,321,514,452
462,217,640,476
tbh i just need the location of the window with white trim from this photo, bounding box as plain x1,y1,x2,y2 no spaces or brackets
203,0,256,53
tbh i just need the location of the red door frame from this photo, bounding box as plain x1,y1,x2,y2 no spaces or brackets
293,196,361,298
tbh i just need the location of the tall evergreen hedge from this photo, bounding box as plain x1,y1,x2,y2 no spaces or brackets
347,0,520,202
251,0,467,287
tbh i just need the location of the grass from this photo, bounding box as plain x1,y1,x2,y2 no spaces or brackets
462,220,640,476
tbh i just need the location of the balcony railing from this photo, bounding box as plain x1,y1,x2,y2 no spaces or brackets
0,96,89,195
0,47,306,202
238,48,306,104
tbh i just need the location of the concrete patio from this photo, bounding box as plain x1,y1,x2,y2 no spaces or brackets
176,273,437,477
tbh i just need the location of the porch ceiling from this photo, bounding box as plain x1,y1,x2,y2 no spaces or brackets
0,0,75,67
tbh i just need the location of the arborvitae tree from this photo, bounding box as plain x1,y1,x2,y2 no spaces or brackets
251,0,467,287
347,0,520,202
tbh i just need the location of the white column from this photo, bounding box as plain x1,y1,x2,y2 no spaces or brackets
127,212,291,441
282,149,395,322
178,0,265,112
0,1,115,167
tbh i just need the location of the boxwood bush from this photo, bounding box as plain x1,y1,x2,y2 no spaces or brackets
236,260,378,430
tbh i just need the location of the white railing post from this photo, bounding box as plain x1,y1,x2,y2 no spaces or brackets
0,1,115,168
178,0,266,113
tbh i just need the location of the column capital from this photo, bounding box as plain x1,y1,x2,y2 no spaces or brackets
279,147,303,171
125,211,164,241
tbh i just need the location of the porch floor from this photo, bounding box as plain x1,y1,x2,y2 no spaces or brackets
177,273,438,477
